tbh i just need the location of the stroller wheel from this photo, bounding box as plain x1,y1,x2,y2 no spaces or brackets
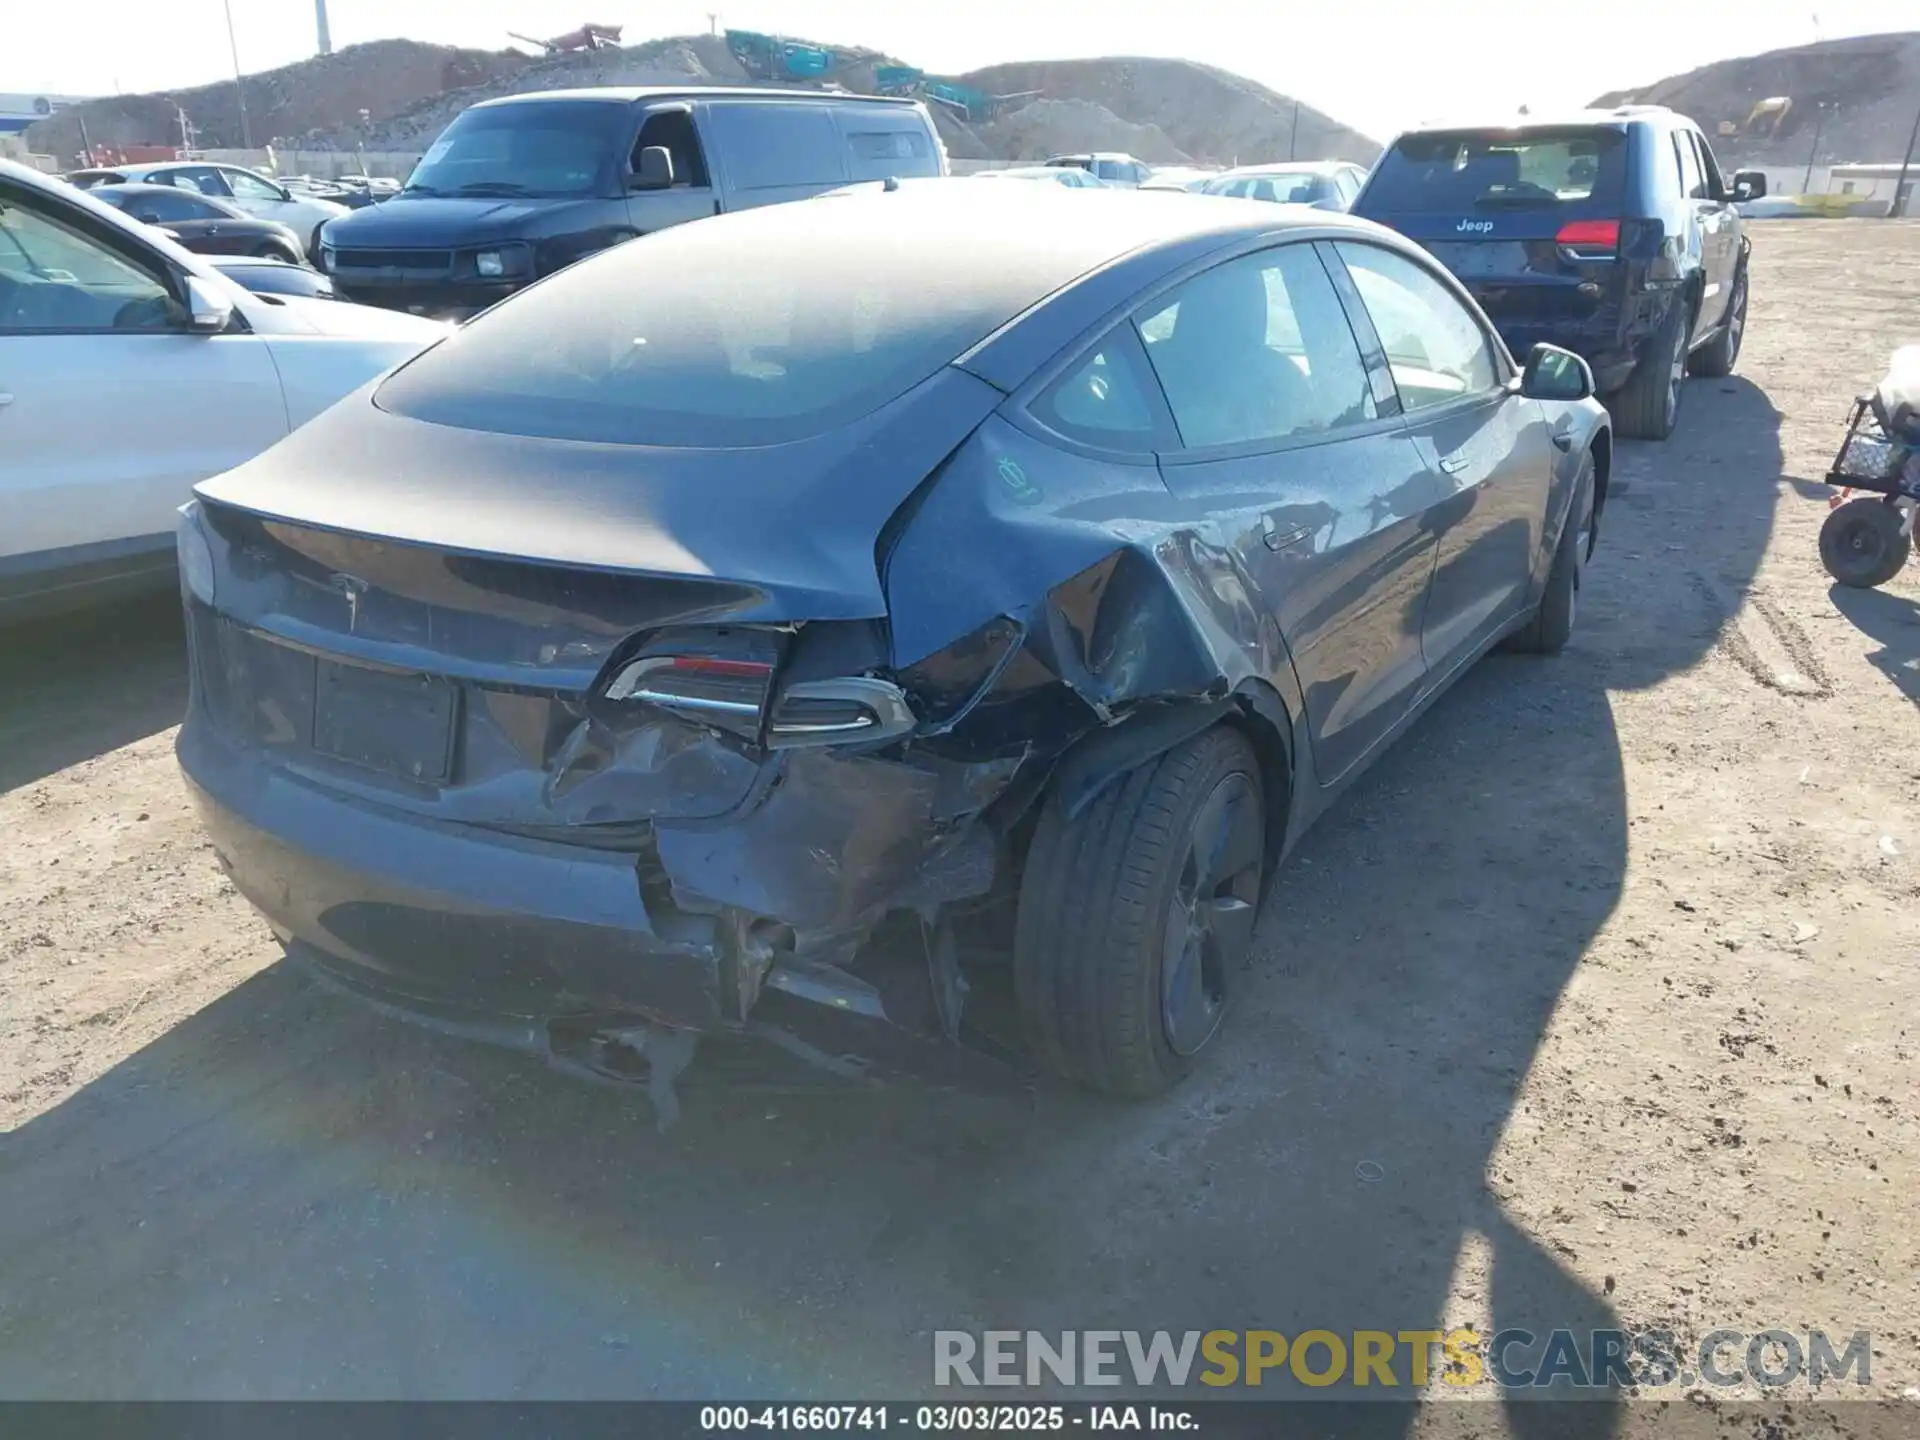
1820,497,1912,589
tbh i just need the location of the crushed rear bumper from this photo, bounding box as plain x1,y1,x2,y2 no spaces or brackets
177,716,1022,1092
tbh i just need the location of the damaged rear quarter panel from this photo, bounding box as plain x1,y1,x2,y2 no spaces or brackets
884,414,1307,779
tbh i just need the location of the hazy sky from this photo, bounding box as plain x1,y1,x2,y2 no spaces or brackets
4,0,1902,139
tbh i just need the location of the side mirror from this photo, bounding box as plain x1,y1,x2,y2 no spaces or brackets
1731,170,1768,201
183,274,235,333
629,145,675,191
1520,343,1594,402
134,210,163,224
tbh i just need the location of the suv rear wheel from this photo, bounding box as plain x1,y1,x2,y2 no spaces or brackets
1688,262,1748,379
1014,725,1265,1097
1611,294,1691,441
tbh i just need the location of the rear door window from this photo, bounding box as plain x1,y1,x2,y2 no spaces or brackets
1674,131,1705,200
707,102,848,191
1137,243,1376,449
1363,128,1626,211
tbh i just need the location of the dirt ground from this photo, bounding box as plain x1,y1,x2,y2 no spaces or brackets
0,222,1915,1423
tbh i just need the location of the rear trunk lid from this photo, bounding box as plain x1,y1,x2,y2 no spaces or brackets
189,368,1000,829
196,366,1002,624
1355,125,1633,330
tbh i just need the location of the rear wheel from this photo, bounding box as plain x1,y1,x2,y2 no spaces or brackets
1688,263,1748,378
1610,294,1691,440
1819,498,1911,589
1014,726,1265,1097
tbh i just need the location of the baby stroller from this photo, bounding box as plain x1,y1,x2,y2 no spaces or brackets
1820,345,1920,589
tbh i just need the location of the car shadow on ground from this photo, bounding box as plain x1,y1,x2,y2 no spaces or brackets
1596,375,1784,693
1828,582,1920,705
0,597,187,796
0,375,1784,1430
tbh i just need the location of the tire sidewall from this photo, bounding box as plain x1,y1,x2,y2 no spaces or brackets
1133,733,1264,1084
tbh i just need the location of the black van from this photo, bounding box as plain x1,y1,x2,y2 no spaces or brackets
318,87,946,318
1352,108,1766,440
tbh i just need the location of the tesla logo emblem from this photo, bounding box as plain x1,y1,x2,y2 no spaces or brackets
1455,218,1495,233
328,572,368,632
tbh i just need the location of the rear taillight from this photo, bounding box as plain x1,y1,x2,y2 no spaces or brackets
1555,219,1620,256
601,654,915,749
767,678,916,748
602,655,773,741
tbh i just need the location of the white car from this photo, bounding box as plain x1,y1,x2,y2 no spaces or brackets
1,159,447,621
975,166,1111,188
66,161,350,259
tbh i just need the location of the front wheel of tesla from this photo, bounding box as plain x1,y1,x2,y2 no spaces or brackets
1014,725,1265,1098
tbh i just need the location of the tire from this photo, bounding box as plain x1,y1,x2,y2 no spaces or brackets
252,242,299,263
1688,262,1748,378
1610,294,1691,440
1014,725,1265,1097
1819,498,1911,589
1509,453,1594,655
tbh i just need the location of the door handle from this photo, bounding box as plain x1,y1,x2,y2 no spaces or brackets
1261,517,1311,552
0,393,13,408
1438,455,1470,474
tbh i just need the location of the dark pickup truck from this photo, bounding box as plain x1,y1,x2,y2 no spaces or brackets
1353,107,1766,439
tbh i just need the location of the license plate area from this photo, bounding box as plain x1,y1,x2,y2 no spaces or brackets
312,659,458,784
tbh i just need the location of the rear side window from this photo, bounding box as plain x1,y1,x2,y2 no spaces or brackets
1137,244,1376,449
1031,328,1166,450
1363,128,1626,210
121,189,224,223
848,130,929,162
708,103,847,190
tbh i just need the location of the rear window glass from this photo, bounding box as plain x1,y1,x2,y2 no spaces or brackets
376,198,1093,447
1363,128,1626,210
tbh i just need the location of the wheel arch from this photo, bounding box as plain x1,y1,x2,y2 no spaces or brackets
1041,679,1297,889
1589,424,1612,541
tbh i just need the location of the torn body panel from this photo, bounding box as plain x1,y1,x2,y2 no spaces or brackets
180,390,1332,1091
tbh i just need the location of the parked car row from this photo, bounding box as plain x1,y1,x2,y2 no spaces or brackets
66,160,349,259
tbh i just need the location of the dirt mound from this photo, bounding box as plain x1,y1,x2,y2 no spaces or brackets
26,31,1377,173
960,56,1379,167
1592,30,1920,167
977,98,1188,164
25,39,529,162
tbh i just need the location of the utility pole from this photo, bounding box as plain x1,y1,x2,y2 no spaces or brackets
1289,97,1300,161
1801,101,1828,194
316,0,333,55
222,0,253,150
1892,98,1920,218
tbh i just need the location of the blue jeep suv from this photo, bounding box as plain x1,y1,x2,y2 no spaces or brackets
1353,107,1767,439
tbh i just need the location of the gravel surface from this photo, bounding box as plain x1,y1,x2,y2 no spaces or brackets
0,221,1914,1420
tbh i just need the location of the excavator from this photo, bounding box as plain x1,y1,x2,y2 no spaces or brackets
508,22,623,55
